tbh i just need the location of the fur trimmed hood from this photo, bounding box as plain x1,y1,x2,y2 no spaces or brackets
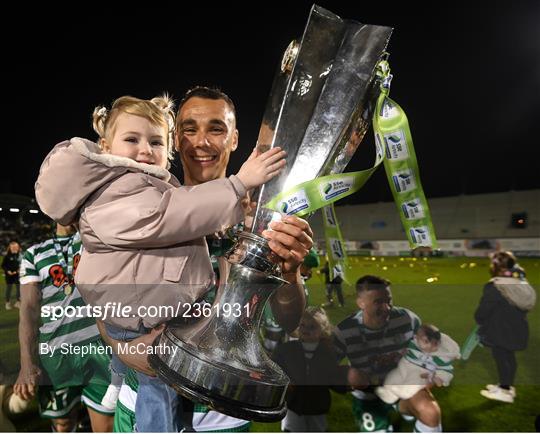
35,137,175,225
490,276,537,312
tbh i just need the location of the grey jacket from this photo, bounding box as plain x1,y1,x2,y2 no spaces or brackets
36,137,246,329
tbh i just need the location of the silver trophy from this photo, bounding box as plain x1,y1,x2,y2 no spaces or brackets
149,4,392,422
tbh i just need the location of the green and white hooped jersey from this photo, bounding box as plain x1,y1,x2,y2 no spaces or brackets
19,233,100,347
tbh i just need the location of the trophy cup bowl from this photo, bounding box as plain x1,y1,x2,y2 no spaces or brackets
149,4,392,422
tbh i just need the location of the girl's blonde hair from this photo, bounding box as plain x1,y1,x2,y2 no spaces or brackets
303,306,333,341
92,94,175,161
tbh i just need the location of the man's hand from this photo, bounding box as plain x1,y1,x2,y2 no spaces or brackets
117,327,164,376
14,364,41,400
263,216,312,332
262,216,314,275
98,320,164,377
16,282,41,401
113,324,165,377
347,367,370,390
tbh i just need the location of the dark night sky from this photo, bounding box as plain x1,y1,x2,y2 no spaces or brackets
2,1,539,206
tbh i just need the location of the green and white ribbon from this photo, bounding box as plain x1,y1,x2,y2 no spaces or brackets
265,58,437,249
322,204,351,284
264,141,384,216
373,60,437,249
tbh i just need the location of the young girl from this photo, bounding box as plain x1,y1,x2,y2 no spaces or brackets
475,251,536,403
35,94,286,431
273,307,345,432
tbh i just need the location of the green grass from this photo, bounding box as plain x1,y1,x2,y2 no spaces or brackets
2,256,539,432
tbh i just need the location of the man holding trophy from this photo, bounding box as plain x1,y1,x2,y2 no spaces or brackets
148,5,441,432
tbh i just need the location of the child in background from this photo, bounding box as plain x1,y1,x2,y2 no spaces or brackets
376,324,460,404
273,307,346,432
476,251,536,403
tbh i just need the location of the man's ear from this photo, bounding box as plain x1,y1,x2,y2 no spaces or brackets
231,129,239,152
356,295,364,310
174,132,181,152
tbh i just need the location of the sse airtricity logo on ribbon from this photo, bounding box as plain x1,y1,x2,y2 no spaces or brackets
323,206,336,227
402,199,425,219
330,238,344,259
385,130,409,161
409,226,432,246
319,177,353,201
373,61,438,250
392,170,416,193
279,189,310,215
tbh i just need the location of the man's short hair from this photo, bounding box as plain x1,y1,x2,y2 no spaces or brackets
177,86,236,119
356,275,391,295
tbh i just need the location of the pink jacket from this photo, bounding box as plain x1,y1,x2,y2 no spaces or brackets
35,137,246,330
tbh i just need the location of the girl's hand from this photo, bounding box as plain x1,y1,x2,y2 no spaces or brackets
236,147,286,190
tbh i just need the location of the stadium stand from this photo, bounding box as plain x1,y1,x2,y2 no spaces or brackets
310,189,539,255
2,190,538,254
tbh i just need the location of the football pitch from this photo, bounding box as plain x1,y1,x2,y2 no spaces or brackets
1,256,539,432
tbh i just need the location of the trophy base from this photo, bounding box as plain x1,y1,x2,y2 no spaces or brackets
149,327,288,422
